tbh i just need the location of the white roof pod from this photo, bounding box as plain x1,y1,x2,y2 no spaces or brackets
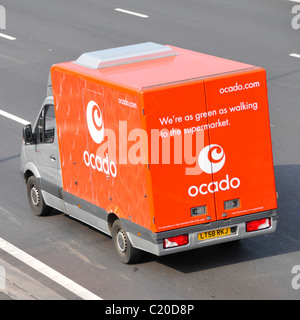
73,42,178,69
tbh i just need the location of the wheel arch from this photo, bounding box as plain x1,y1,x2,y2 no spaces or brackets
23,162,41,182
107,212,119,234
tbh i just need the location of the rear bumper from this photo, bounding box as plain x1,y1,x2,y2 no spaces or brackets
127,209,278,256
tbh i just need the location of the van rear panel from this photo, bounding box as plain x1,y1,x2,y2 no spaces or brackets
143,68,277,232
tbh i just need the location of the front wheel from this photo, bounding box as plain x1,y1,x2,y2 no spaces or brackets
112,220,141,264
26,176,51,216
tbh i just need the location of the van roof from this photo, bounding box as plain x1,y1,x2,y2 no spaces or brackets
54,43,256,91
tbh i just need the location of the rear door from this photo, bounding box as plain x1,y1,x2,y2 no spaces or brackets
204,68,277,220
144,81,217,232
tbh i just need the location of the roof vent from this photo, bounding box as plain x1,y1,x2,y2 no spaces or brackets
73,42,178,69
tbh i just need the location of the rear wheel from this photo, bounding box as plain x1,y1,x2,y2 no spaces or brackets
26,176,51,216
112,220,141,264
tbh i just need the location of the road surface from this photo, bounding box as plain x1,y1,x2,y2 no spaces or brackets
0,0,300,300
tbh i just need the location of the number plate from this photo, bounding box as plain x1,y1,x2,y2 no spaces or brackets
198,227,231,241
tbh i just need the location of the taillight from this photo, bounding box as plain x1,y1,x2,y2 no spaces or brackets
246,218,271,232
163,234,189,249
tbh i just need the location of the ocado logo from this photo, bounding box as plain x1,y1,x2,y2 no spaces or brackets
198,144,225,174
86,100,105,144
188,144,240,197
84,100,117,177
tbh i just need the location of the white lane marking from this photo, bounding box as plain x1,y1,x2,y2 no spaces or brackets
0,237,102,300
0,33,16,40
0,53,24,64
0,110,30,125
115,8,149,18
289,53,300,58
288,0,300,2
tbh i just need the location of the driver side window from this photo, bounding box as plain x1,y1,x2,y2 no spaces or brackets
36,105,55,144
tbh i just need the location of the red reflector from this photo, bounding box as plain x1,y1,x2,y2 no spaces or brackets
163,234,189,249
246,218,271,232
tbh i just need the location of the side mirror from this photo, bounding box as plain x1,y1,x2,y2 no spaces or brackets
23,124,33,144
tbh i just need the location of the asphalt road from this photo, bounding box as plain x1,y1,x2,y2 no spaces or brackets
0,0,300,300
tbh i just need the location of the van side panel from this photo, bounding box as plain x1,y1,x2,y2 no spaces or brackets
51,65,152,231
93,85,152,230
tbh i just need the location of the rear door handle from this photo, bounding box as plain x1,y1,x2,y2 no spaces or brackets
50,154,56,161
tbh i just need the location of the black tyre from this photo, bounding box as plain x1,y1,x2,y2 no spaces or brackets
26,176,51,216
112,220,141,264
